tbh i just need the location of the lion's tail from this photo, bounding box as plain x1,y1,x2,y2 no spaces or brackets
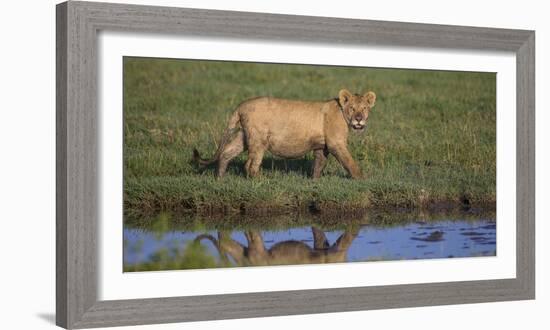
194,234,219,246
192,111,241,167
194,233,232,264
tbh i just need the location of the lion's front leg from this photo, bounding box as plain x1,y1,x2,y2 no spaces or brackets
329,145,363,179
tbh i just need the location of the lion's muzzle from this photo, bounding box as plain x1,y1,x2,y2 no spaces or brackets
351,119,366,131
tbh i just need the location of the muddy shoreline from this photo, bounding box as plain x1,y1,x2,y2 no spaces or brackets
124,201,496,231
125,198,496,221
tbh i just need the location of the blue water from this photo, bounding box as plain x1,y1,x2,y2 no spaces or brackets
124,219,496,269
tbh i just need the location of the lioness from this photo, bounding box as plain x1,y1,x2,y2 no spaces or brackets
193,89,376,178
194,227,358,266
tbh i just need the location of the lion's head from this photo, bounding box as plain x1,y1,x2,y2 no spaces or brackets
338,89,376,132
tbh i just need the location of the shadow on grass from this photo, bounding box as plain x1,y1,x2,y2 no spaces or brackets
195,156,315,177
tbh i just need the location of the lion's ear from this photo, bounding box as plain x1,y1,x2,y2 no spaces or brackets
364,91,376,107
339,89,352,106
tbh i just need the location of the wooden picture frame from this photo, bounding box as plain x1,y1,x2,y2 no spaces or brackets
56,1,535,328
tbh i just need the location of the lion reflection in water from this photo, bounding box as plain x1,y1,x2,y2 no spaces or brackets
194,227,358,266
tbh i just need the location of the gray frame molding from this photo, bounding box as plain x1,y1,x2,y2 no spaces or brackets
56,1,535,328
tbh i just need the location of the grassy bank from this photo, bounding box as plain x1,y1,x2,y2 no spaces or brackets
124,57,496,216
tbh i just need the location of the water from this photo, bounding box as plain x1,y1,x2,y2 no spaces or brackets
123,216,496,271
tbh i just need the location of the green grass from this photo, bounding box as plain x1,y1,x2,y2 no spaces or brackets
124,57,496,216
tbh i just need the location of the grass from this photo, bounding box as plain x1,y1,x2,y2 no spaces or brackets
124,57,496,217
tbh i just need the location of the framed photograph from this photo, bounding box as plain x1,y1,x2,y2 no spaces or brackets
56,1,535,328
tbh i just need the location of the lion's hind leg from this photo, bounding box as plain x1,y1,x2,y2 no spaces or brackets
245,147,265,178
217,131,245,178
312,149,330,179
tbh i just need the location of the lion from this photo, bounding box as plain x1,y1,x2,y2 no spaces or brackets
193,89,376,178
194,227,359,266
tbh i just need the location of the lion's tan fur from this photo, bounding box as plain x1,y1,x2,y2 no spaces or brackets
195,227,358,266
193,89,376,178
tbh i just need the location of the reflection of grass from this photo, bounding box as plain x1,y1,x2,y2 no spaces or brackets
124,58,496,215
124,240,219,272
125,209,496,232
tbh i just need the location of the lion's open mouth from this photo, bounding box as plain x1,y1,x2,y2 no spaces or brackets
352,124,365,131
